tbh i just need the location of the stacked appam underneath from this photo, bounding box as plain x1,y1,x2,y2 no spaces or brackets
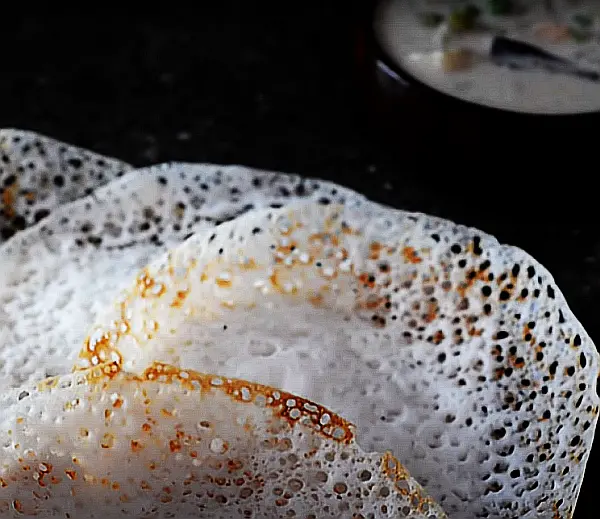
0,130,597,518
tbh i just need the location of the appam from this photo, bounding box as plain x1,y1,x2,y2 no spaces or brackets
0,131,597,518
0,129,131,242
76,200,599,518
0,364,446,518
0,161,362,389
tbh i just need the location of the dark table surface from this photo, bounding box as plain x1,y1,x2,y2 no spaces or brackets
2,5,597,517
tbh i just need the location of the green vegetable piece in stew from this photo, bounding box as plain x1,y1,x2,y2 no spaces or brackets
488,0,515,16
449,4,481,32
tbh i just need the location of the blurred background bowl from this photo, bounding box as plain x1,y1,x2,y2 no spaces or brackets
356,0,600,178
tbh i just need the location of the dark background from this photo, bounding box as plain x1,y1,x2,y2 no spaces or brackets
1,5,597,516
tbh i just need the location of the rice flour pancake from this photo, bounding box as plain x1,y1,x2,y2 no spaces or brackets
0,364,447,518
0,129,132,242
77,201,599,519
0,162,364,390
0,132,597,518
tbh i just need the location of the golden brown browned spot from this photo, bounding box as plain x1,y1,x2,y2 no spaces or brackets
215,277,232,288
1,181,18,219
369,241,382,260
170,290,189,308
137,270,166,299
381,452,439,512
140,362,354,444
402,246,422,264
